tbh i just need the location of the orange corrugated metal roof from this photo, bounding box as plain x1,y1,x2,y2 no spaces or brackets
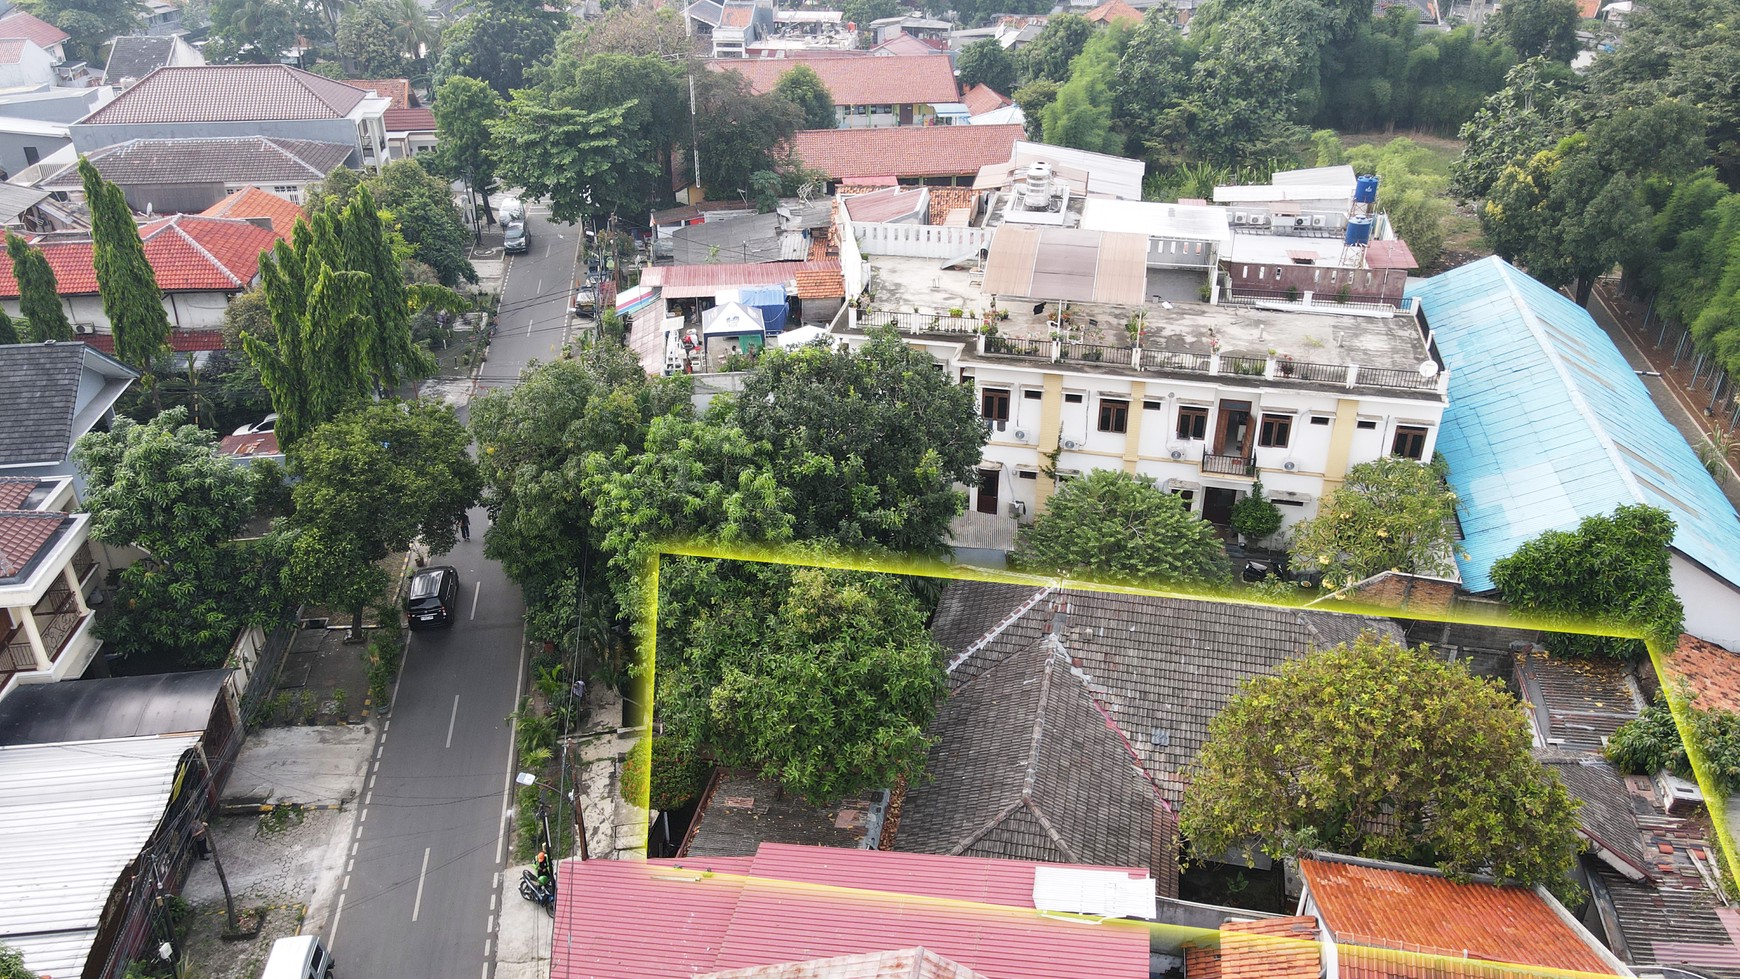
199,186,303,237
1301,857,1622,976
1187,916,1321,979
1669,633,1740,713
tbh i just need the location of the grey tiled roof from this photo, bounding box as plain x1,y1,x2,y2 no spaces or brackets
0,342,87,467
682,771,880,858
896,639,1174,891
927,580,1043,655
80,64,370,124
1597,867,1740,979
937,582,1405,805
40,137,353,191
1513,648,1641,753
103,35,176,84
1542,757,1650,880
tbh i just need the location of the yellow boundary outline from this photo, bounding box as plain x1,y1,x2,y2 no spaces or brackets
614,539,1723,978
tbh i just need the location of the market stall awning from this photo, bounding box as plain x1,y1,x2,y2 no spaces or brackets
980,227,1149,306
616,284,660,316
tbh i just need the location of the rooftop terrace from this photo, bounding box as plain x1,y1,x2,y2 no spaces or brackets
861,255,1445,397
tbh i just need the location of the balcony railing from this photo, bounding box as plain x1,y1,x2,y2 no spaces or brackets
1202,453,1257,477
2,624,35,672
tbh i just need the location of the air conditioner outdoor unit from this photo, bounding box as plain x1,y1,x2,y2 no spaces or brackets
1292,216,1310,228
1061,439,1079,450
1249,214,1268,226
1233,212,1248,225
1013,429,1028,441
1311,214,1327,227
1008,501,1027,519
1282,460,1298,471
1169,449,1184,460
74,324,94,334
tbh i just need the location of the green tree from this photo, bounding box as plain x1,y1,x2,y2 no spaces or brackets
289,400,482,635
1450,57,1575,202
1490,504,1684,660
386,0,440,62
1013,469,1231,587
1114,8,1195,159
1486,0,1579,61
492,96,653,226
773,64,837,130
1040,25,1126,155
1346,137,1452,268
663,563,946,804
619,734,711,811
365,159,478,288
80,156,172,398
1184,7,1309,166
1,940,36,979
73,409,290,667
337,0,407,76
692,68,803,199
841,0,899,30
1230,480,1283,543
6,233,72,342
202,0,312,63
1018,14,1094,84
431,75,504,223
242,211,372,446
1291,455,1458,584
432,0,566,98
957,38,1017,96
16,0,141,61
0,307,17,345
1183,632,1586,895
728,326,985,557
566,3,690,59
1011,80,1059,141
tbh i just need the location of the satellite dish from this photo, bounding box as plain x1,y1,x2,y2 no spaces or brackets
1418,360,1440,378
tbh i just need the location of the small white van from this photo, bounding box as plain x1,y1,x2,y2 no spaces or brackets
261,935,336,979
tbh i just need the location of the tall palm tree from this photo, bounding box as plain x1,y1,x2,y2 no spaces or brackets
389,0,441,61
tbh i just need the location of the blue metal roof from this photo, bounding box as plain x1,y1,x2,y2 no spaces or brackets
1406,256,1740,593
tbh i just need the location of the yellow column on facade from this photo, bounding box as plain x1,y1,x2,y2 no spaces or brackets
1123,381,1146,473
1321,397,1362,491
1034,373,1065,511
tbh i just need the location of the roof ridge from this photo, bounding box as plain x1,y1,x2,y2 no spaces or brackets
945,584,1056,675
261,136,325,177
165,217,244,288
1491,258,1646,507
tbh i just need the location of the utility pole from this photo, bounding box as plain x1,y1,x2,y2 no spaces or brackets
688,70,702,198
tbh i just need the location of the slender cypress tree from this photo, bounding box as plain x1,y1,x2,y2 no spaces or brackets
241,209,372,446
0,306,18,344
81,157,172,398
5,233,72,341
339,186,430,391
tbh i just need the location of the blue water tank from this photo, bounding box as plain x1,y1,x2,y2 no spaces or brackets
1344,216,1373,247
1354,175,1379,204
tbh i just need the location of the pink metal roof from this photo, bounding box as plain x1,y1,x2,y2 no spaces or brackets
1365,239,1418,270
550,845,1152,979
639,259,841,300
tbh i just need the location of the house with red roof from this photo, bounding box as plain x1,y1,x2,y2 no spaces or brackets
0,215,280,346
549,843,1154,979
198,185,305,237
0,473,101,701
709,54,961,128
0,10,69,64
788,125,1027,188
0,37,58,90
383,106,436,160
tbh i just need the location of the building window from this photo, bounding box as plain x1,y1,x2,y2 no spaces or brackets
1309,415,1332,426
1064,392,1084,404
1017,469,1038,480
1143,400,1164,411
1023,389,1043,400
1356,419,1378,430
1258,413,1292,448
1393,425,1429,460
1176,406,1208,440
1098,398,1129,433
981,388,1010,422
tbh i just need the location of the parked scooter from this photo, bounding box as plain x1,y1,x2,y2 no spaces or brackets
518,868,555,918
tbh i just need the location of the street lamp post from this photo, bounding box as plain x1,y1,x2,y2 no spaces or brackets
516,771,588,861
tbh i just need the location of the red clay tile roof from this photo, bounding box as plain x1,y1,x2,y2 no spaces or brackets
0,38,33,65
384,106,436,133
1187,917,1321,979
959,83,1011,117
199,186,304,237
709,54,958,106
927,187,976,225
870,33,940,56
549,843,1152,979
0,510,69,579
0,478,40,510
0,216,279,297
1084,0,1142,23
1300,857,1622,975
0,10,68,49
77,330,227,355
342,78,412,109
843,186,926,223
218,431,281,458
789,125,1025,181
82,65,371,124
1669,633,1740,713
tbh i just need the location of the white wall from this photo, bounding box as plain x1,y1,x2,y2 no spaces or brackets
855,222,992,259
1671,551,1740,650
3,290,234,332
0,44,58,91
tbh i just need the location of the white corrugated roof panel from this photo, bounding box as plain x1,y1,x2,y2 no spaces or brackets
1031,866,1157,920
0,734,201,978
1010,140,1145,201
1271,164,1355,187
1079,199,1232,251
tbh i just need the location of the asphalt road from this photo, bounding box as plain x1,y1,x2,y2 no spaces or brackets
323,202,579,979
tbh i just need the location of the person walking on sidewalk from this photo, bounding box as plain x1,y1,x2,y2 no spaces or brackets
191,819,210,860
459,512,471,542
